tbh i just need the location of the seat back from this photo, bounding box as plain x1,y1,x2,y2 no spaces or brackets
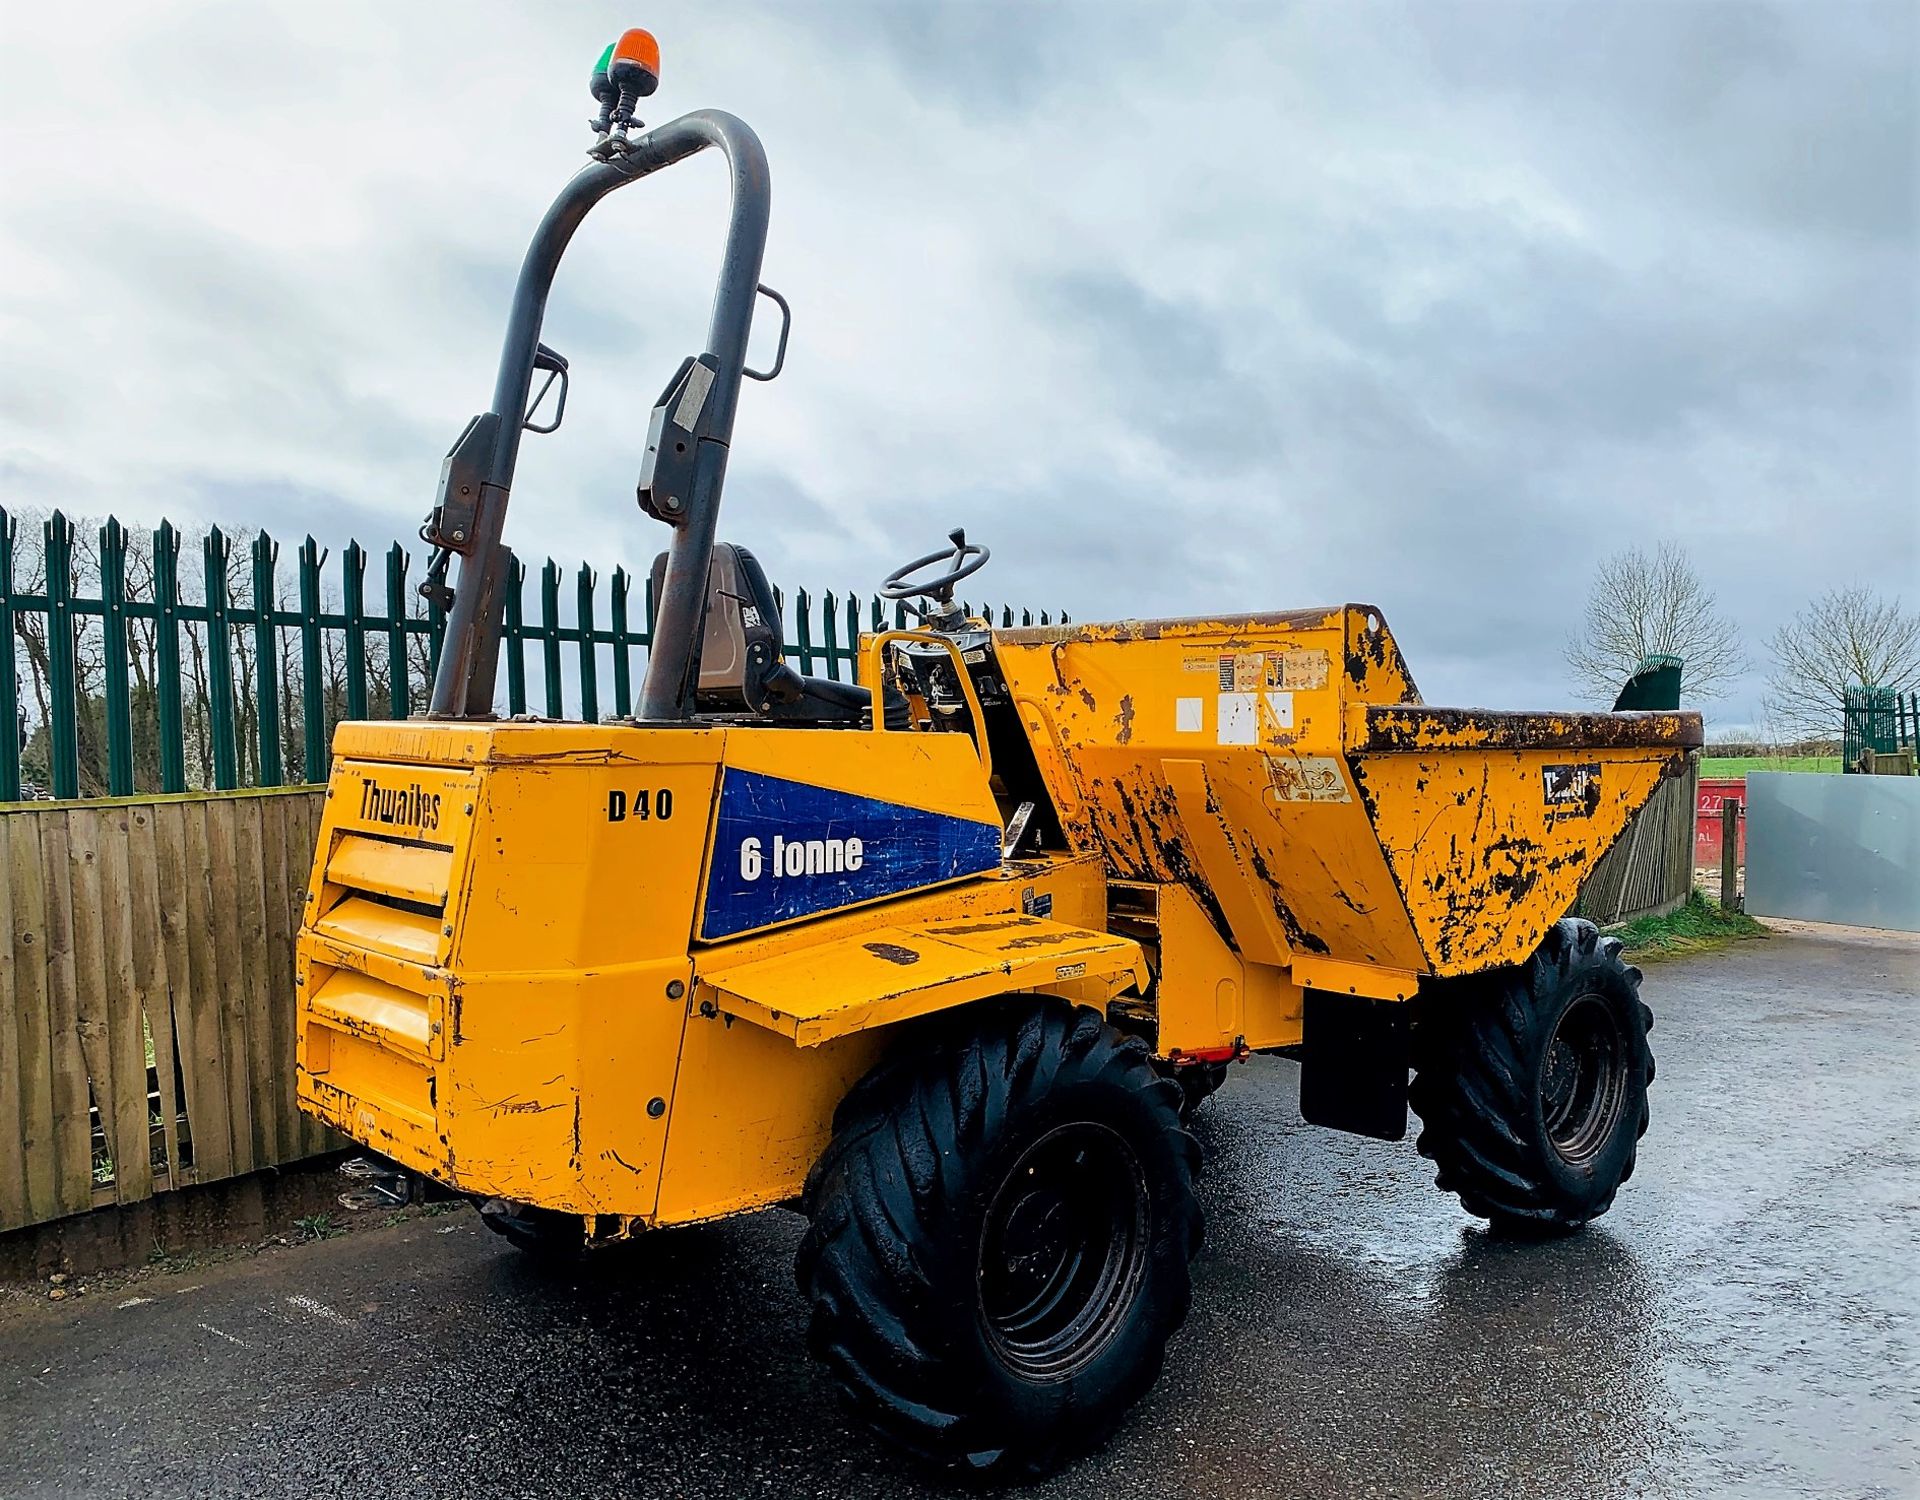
649,542,784,709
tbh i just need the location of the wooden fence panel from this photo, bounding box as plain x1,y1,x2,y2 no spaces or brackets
153,800,204,1187
1572,760,1700,926
179,799,234,1184
65,811,118,1206
8,816,58,1223
98,812,153,1205
126,803,181,1188
236,802,277,1168
0,789,327,1234
0,829,21,1226
39,814,94,1219
260,793,294,1167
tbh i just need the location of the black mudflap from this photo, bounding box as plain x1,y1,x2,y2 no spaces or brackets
1298,990,1411,1141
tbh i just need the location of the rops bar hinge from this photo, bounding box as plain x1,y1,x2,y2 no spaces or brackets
419,412,504,610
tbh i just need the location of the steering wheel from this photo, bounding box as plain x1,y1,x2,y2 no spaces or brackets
880,528,990,610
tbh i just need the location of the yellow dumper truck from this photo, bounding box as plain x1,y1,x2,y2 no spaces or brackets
296,33,1701,1475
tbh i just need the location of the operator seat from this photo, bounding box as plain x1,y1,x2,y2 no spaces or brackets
649,543,895,725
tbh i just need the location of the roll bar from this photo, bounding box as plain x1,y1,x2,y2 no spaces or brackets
426,109,770,721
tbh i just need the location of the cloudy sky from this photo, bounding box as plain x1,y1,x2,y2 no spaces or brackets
1,1,1913,731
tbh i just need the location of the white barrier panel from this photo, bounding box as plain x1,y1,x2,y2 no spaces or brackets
1745,771,1920,933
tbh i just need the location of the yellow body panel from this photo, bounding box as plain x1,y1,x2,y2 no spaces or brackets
296,719,1109,1226
1120,882,1305,1055
1351,740,1673,973
702,914,1145,1046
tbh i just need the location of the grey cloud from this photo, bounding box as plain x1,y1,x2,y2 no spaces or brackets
0,0,1911,735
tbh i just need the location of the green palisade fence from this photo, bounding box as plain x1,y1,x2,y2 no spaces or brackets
0,506,1064,803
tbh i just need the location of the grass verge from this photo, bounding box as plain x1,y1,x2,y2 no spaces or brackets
1612,888,1770,962
1699,755,1840,776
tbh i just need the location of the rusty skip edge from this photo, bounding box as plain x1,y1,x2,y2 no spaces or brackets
994,606,1354,647
1357,706,1704,754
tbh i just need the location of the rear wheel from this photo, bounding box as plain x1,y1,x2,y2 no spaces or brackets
1410,918,1653,1233
797,1000,1203,1477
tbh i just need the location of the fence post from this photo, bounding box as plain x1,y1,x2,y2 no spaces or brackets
540,559,563,719
820,592,842,682
249,533,284,787
504,557,528,716
0,507,17,801
44,512,80,799
202,528,239,790
576,564,599,724
153,522,188,793
99,517,135,796
794,589,815,676
1719,799,1741,911
384,543,409,719
610,567,633,718
426,589,447,690
297,537,327,782
341,542,368,723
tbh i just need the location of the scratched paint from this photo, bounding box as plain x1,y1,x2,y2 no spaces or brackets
994,604,1702,980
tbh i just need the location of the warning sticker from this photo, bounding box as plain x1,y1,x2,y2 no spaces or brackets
1274,648,1331,691
1220,652,1268,692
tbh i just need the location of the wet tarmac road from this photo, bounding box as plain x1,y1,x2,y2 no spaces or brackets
2,924,1916,1499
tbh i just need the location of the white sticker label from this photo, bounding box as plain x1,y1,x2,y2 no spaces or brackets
1218,691,1294,745
1217,693,1257,744
672,361,715,431
1175,697,1204,733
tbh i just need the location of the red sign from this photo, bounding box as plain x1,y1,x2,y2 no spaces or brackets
1697,777,1746,866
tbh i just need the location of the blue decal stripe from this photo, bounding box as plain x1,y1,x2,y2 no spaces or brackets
701,770,1001,940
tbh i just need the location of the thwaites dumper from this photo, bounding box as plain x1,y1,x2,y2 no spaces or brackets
297,32,1702,1476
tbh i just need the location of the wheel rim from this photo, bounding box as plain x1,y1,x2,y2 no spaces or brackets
1540,994,1628,1166
977,1122,1148,1381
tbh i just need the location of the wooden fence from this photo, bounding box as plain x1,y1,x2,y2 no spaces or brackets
0,789,327,1233
1571,759,1701,926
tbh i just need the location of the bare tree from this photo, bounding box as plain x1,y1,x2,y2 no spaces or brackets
1763,587,1920,741
1564,542,1745,704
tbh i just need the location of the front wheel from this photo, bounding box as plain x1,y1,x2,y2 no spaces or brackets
796,1000,1203,1477
1410,918,1654,1233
